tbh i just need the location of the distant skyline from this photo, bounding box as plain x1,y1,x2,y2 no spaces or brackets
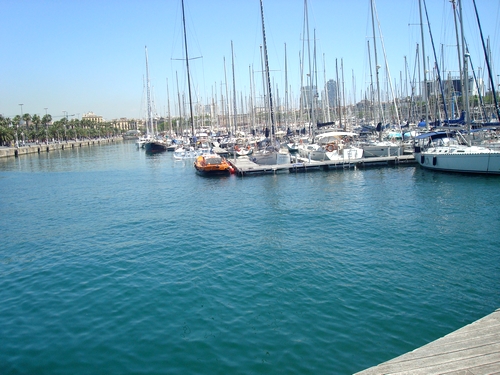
2,0,499,121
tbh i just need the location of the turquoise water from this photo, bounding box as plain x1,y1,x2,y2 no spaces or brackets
0,141,499,374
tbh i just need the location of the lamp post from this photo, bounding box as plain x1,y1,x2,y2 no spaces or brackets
17,104,23,147
44,108,48,143
63,111,67,141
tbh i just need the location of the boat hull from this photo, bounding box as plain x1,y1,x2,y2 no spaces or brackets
251,151,290,165
415,148,500,174
144,141,167,153
362,144,403,157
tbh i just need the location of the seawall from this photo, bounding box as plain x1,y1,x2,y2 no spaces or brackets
0,138,123,158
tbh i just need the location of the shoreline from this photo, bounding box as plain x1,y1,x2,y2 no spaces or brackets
0,137,124,158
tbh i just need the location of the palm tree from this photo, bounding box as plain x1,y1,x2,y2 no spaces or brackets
42,114,52,126
22,113,31,129
42,114,52,143
0,116,15,146
32,114,41,132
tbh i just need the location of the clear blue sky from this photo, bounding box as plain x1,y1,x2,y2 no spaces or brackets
1,0,499,121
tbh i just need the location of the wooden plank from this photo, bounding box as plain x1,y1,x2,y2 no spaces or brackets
355,309,500,375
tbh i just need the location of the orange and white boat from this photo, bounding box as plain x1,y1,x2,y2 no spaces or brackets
194,154,234,175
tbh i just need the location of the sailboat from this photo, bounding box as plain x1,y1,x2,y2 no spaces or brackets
413,0,500,174
171,0,205,161
298,131,363,161
361,0,403,158
250,0,290,166
143,46,167,154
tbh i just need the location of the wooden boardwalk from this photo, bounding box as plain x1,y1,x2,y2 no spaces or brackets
355,309,500,375
228,154,416,176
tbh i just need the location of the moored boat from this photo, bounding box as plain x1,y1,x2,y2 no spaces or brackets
144,139,168,153
194,154,234,175
414,131,500,174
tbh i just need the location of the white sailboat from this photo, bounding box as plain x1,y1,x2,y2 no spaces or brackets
174,0,206,161
299,131,363,162
251,0,290,166
414,0,500,174
414,130,500,174
361,0,403,158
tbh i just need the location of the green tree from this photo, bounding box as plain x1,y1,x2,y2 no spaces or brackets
12,115,21,126
0,125,15,146
22,113,31,128
42,114,52,126
32,114,41,132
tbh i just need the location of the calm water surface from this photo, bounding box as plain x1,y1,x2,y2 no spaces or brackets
0,141,499,374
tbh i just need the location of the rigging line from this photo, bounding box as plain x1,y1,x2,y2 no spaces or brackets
373,0,400,126
422,0,449,122
472,0,500,122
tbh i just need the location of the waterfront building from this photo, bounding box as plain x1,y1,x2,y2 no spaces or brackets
82,111,104,123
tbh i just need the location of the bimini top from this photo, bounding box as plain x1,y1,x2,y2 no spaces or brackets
316,131,358,139
415,131,453,140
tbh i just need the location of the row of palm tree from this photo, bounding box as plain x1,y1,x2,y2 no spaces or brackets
0,114,121,146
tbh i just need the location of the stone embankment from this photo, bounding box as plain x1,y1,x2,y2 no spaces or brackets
0,138,123,158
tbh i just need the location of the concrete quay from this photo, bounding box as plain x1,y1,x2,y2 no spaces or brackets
0,137,122,158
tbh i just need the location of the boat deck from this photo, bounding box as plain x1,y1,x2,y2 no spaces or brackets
228,154,416,176
355,309,500,375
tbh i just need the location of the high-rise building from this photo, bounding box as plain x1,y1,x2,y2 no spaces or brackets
326,80,337,108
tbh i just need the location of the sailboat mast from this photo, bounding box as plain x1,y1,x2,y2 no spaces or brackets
370,0,383,134
250,65,256,133
223,57,230,132
336,58,342,129
259,0,275,136
166,78,172,135
145,46,153,136
285,43,289,130
181,0,195,137
231,41,237,136
418,0,429,128
176,71,183,136
305,0,313,135
472,0,500,121
423,0,449,122
323,53,328,123
451,0,463,116
458,0,470,142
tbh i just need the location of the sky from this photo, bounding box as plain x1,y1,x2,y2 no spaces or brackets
1,0,499,121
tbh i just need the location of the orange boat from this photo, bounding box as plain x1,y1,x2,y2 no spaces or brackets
194,154,234,175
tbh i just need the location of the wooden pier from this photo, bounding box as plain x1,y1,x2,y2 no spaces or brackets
228,154,416,176
355,308,500,375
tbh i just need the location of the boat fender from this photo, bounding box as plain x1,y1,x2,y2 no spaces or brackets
420,155,425,164
432,156,437,166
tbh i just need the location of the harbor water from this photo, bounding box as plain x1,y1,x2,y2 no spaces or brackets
0,141,499,374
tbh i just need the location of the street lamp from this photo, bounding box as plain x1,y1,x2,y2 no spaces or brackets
17,104,23,147
44,108,48,144
63,111,67,141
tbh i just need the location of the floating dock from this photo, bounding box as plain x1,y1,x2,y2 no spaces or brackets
355,308,500,375
228,154,416,176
